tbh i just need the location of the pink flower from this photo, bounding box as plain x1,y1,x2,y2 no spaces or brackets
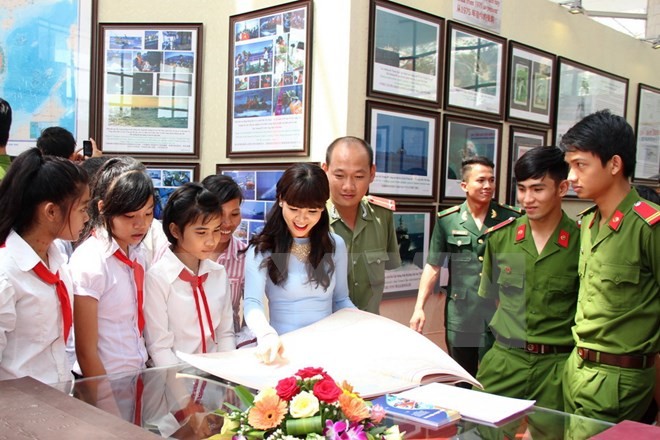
313,378,342,403
324,419,348,439
296,367,327,379
275,376,300,401
370,404,386,423
345,423,368,440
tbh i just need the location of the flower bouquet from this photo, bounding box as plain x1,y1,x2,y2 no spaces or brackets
213,366,403,440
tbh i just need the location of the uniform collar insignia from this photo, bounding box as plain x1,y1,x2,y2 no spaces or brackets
461,210,468,221
491,209,497,219
557,229,569,248
608,210,624,231
515,224,526,242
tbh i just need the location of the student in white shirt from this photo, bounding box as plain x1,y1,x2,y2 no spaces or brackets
0,148,89,384
70,160,155,377
145,182,235,367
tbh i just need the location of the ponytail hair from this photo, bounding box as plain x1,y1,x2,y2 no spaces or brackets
0,148,88,243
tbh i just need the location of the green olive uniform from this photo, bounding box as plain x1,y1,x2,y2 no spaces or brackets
327,197,401,314
563,189,660,423
428,200,521,377
0,154,10,180
476,212,580,410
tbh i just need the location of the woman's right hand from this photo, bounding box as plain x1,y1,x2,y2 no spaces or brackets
255,333,285,364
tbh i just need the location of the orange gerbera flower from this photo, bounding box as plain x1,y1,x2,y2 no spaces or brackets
338,393,370,423
247,394,287,430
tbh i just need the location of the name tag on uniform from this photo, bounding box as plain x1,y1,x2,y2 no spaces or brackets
451,230,469,236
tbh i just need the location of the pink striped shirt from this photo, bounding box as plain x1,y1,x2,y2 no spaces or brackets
216,237,247,333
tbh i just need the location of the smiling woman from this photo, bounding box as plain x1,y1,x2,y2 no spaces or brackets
242,163,356,364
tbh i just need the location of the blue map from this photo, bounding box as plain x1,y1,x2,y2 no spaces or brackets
1,0,89,154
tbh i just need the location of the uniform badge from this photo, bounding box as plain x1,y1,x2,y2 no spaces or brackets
461,210,468,221
633,200,660,226
608,210,624,231
491,209,497,219
516,224,526,241
558,230,569,248
451,230,469,236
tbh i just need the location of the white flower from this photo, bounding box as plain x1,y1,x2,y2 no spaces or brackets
289,391,320,418
254,387,277,403
383,425,404,440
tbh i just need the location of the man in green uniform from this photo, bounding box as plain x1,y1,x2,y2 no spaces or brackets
410,157,521,380
0,98,12,180
323,136,401,314
476,146,579,411
561,110,659,423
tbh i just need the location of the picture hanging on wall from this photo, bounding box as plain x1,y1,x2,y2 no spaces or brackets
633,83,660,183
144,163,199,219
97,23,203,157
1,0,96,156
383,205,434,299
216,163,317,243
441,115,502,202
367,0,444,107
365,101,439,201
555,57,628,146
445,21,506,119
227,0,312,157
506,126,548,206
506,42,555,127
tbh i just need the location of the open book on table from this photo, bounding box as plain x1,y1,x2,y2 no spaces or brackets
177,308,480,399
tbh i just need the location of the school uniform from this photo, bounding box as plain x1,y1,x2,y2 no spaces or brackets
144,247,235,367
68,229,148,375
0,230,73,384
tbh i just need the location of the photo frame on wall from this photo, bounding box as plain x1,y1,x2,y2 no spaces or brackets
97,23,203,157
634,84,660,183
445,21,506,119
365,101,439,201
383,205,434,299
506,126,548,205
442,115,502,202
555,57,628,145
506,42,555,127
216,163,314,243
2,0,96,156
227,0,313,157
144,163,199,219
367,0,444,107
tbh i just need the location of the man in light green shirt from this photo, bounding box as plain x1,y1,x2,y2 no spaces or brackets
323,136,401,314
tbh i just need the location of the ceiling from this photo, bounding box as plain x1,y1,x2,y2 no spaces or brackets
548,0,649,39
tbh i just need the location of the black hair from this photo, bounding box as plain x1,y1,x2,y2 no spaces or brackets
36,126,77,159
0,98,12,147
560,109,636,178
0,148,88,244
77,156,152,245
201,174,243,205
635,185,660,205
249,163,335,289
162,182,222,245
514,146,568,185
325,136,373,166
80,156,112,181
461,156,494,181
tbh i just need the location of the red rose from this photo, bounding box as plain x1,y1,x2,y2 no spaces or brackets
275,376,300,401
312,378,342,403
295,367,326,379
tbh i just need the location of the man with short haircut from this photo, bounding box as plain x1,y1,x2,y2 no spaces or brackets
561,109,659,423
0,98,12,180
475,146,579,410
36,126,101,160
322,136,400,314
410,157,520,381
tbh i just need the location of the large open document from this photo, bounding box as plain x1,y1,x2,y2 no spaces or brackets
177,309,480,398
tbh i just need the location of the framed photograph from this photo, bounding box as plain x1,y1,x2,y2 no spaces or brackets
367,0,444,107
216,163,317,243
506,126,548,205
383,205,434,299
97,23,203,156
445,22,506,119
144,163,199,219
634,84,660,183
227,0,312,157
365,101,439,201
506,42,555,126
2,0,96,156
555,57,628,145
441,115,502,202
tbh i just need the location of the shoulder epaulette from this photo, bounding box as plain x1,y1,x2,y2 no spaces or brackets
578,205,598,217
485,217,516,235
366,195,396,211
437,205,461,219
496,201,523,215
632,200,660,226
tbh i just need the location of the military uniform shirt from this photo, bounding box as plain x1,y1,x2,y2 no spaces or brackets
428,200,521,333
573,189,660,355
327,197,401,314
479,212,580,346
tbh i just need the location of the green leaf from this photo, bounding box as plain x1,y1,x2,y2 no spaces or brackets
223,402,242,412
234,385,255,406
286,415,323,436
